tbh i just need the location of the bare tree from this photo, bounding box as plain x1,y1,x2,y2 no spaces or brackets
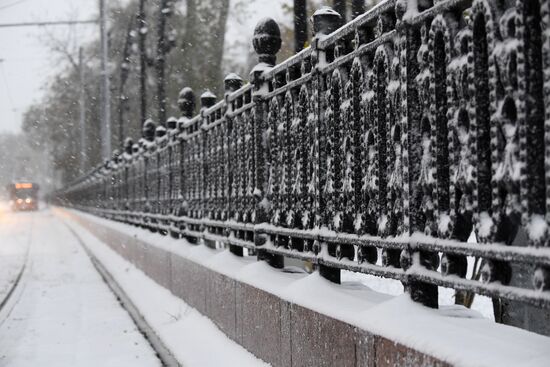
155,0,175,125
118,14,136,148
39,20,80,72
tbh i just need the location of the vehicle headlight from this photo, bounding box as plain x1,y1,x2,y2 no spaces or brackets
25,198,32,204
17,199,23,204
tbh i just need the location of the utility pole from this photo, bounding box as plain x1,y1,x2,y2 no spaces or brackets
99,0,111,159
79,47,87,174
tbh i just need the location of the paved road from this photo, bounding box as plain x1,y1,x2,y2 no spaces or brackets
0,207,161,367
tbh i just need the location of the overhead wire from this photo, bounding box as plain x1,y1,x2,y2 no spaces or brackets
0,0,32,11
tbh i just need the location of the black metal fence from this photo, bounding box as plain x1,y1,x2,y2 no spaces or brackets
57,0,550,327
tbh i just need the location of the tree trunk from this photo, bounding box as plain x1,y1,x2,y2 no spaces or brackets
333,0,346,23
180,0,229,96
156,0,169,125
138,0,147,128
351,0,364,19
205,0,230,95
181,0,197,92
118,14,135,147
294,0,308,53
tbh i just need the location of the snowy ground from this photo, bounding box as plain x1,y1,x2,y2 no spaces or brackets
0,206,161,367
0,203,29,305
60,211,270,367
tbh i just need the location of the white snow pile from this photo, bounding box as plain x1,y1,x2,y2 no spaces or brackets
62,215,268,367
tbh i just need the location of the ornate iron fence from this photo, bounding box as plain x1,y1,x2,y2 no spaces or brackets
58,0,550,324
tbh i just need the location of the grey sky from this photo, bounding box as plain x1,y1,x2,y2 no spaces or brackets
0,0,98,134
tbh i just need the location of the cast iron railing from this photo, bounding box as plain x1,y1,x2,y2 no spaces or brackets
57,0,550,322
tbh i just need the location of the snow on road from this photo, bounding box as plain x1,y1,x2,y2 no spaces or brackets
0,205,29,305
61,210,270,367
0,208,161,367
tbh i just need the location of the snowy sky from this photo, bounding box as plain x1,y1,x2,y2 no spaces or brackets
0,0,98,134
0,0,289,135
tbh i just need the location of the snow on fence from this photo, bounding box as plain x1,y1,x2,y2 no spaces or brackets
58,0,550,328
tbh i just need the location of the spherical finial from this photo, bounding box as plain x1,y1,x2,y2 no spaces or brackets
311,6,342,36
155,124,167,138
124,137,134,155
200,90,217,109
142,118,156,141
253,18,282,65
166,116,178,130
178,87,196,118
224,73,244,95
112,149,120,163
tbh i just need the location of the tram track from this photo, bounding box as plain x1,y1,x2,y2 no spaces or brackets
0,215,33,325
61,218,181,367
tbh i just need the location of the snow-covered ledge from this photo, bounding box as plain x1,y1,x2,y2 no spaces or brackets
60,209,550,367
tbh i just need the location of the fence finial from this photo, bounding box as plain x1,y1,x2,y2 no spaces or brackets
311,6,341,36
166,117,178,130
250,18,281,95
252,18,281,66
178,87,195,118
200,90,217,110
142,118,156,142
224,73,244,97
124,137,133,155
112,149,120,164
155,124,167,139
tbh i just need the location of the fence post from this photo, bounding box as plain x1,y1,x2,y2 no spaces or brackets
177,87,196,128
395,1,439,308
312,7,344,283
123,137,133,213
142,119,156,231
200,91,217,248
224,73,245,256
250,18,284,268
155,124,167,234
177,87,197,242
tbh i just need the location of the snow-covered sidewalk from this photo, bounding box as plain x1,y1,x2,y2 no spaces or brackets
0,208,161,367
60,210,269,367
